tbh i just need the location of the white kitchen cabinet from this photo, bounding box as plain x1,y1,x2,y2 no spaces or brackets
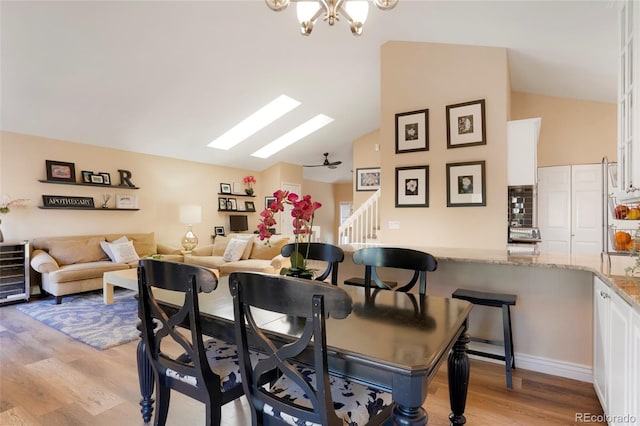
593,276,638,426
538,164,602,254
507,118,541,186
617,0,640,200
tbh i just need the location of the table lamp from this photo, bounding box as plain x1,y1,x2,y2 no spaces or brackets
179,204,201,253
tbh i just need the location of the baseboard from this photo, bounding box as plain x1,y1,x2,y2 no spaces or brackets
467,342,593,383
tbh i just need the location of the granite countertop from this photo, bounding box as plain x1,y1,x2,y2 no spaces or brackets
343,244,640,310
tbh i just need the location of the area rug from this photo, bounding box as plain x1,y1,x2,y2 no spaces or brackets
16,289,139,350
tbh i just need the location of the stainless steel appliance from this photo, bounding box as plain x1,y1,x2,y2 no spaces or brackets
507,185,541,254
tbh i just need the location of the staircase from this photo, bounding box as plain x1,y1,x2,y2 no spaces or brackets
338,189,381,244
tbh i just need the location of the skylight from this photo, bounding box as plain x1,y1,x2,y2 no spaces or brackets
207,95,301,150
251,114,334,159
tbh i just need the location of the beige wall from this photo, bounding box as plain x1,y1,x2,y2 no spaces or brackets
511,91,617,166
0,131,336,246
379,41,509,249
352,129,381,207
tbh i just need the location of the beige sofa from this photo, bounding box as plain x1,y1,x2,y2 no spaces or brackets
30,232,182,303
184,233,291,276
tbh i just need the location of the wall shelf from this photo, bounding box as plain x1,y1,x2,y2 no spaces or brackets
38,179,140,190
38,207,139,211
217,210,256,213
217,193,255,197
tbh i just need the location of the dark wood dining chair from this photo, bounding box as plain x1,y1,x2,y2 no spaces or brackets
229,271,393,426
280,242,345,284
138,259,257,426
343,247,438,295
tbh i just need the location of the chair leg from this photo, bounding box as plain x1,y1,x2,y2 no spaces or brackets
502,305,514,389
154,383,171,426
205,398,222,426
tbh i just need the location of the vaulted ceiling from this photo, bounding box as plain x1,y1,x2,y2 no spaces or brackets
1,1,618,183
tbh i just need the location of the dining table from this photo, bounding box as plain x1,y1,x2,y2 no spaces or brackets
135,276,473,426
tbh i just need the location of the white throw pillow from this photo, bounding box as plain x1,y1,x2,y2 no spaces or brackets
110,240,140,263
222,238,249,262
101,236,129,262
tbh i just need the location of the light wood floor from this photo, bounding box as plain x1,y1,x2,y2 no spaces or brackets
0,301,605,426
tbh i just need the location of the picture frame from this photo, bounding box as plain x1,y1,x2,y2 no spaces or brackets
446,99,486,149
446,160,486,207
46,160,76,183
218,197,227,210
214,226,225,236
395,165,429,208
232,182,244,194
395,109,429,153
115,194,138,209
81,170,93,183
220,183,232,194
356,167,381,191
98,172,111,185
265,196,276,210
227,198,237,211
42,195,95,209
90,174,104,184
245,201,256,212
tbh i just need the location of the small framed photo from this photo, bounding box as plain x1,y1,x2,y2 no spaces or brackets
90,174,104,184
245,201,256,212
446,99,486,149
115,194,138,209
356,167,381,191
81,170,93,183
265,196,276,210
395,109,429,153
46,160,76,183
395,165,429,208
218,197,227,210
214,226,225,236
220,183,232,194
99,172,111,185
446,160,486,207
227,198,237,211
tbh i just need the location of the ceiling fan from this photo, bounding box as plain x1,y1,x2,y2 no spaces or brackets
303,153,343,169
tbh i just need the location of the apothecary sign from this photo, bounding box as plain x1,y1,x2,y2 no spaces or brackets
42,195,95,209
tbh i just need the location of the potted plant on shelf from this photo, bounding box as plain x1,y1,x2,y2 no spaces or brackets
243,175,256,196
257,189,321,279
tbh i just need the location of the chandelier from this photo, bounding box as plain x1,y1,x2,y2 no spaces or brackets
265,0,399,36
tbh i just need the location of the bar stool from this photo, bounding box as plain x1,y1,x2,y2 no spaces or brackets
451,288,517,389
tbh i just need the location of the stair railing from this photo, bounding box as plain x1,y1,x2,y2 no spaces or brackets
338,189,381,244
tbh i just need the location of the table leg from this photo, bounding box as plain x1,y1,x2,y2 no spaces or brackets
103,281,114,304
392,403,428,426
448,325,470,426
137,322,155,422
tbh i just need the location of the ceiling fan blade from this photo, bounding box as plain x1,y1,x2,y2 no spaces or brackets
303,153,341,168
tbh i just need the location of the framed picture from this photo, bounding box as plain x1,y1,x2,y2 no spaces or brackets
45,160,76,183
214,226,225,236
220,183,232,194
232,182,244,194
99,172,111,185
265,196,276,210
115,194,138,209
81,170,93,183
446,160,486,207
218,197,227,210
245,201,256,212
42,195,95,209
356,167,381,191
446,99,486,149
395,109,429,153
90,174,104,184
395,165,429,208
227,198,237,211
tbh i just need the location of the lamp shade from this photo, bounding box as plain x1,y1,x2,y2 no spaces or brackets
296,1,321,23
344,1,369,24
179,205,202,225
